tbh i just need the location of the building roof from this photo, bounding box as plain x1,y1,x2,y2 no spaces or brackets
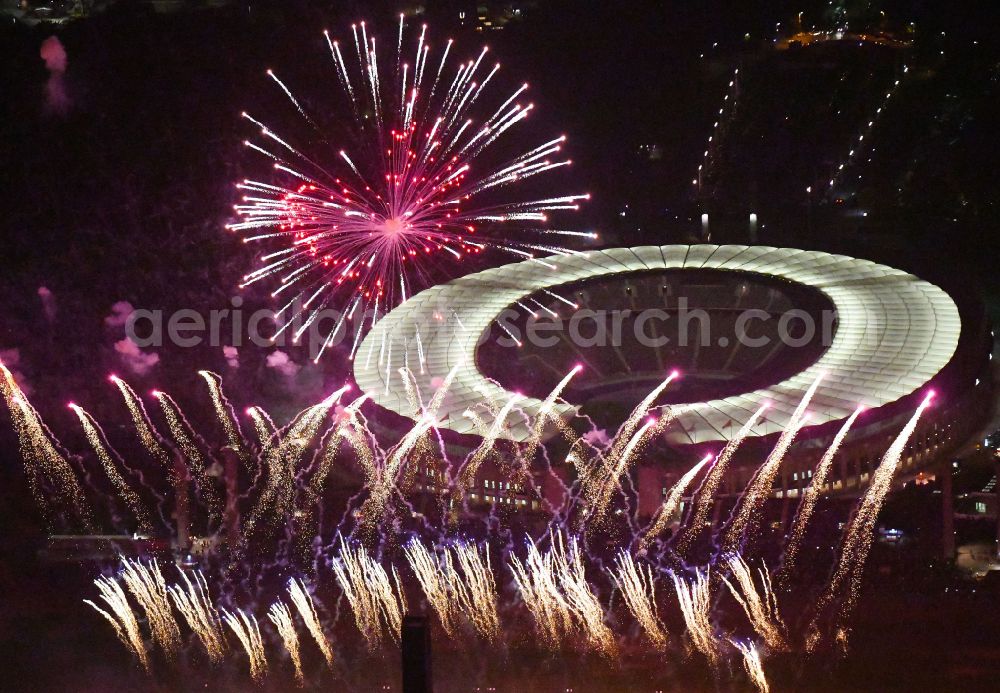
353,245,960,444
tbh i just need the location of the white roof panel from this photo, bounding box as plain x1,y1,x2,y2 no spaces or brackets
353,245,961,444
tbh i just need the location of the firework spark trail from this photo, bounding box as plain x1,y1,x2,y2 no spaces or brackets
731,639,770,693
641,453,713,548
111,375,171,467
0,364,48,512
398,366,423,415
331,536,405,649
222,608,268,684
405,538,461,636
806,393,933,652
671,569,719,666
340,419,376,488
719,412,812,554
719,373,824,554
305,393,371,495
0,363,93,529
268,602,305,687
352,366,458,521
451,541,501,642
512,532,617,655
674,403,769,556
4,362,932,666
426,361,463,417
403,539,501,641
120,558,183,660
70,404,152,533
459,392,522,490
461,407,491,440
167,571,227,665
287,578,336,668
85,575,151,674
608,550,668,648
247,405,276,449
608,371,679,460
153,391,220,520
721,554,785,651
779,406,864,587
554,536,617,657
523,364,582,460
199,371,248,462
359,412,437,526
233,24,587,351
509,535,574,650
588,418,655,520
245,386,348,538
293,395,372,561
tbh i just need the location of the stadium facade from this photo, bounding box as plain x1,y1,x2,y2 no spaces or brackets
354,245,992,520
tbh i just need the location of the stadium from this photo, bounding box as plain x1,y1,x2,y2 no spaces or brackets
355,244,993,522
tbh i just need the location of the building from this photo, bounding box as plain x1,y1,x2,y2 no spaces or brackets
353,244,992,523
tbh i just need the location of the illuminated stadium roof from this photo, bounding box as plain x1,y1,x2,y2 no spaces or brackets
353,245,960,444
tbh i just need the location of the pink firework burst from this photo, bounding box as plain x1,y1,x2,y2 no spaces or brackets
228,19,592,360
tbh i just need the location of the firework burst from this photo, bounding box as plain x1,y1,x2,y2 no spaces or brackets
230,20,590,359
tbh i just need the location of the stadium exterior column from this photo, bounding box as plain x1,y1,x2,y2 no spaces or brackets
940,460,955,561
173,450,190,553
222,446,241,553
637,466,664,520
995,451,1000,560
780,470,792,529
402,615,433,693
